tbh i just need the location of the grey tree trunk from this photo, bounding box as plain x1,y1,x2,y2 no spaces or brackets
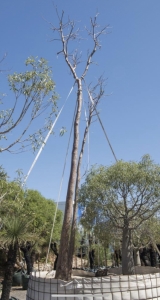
68,109,92,279
122,226,135,275
55,79,82,281
133,248,141,266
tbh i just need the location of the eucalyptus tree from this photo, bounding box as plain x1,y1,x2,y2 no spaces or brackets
79,155,160,275
50,6,108,281
68,78,106,278
0,56,58,153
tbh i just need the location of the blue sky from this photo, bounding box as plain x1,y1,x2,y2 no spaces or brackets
1,0,160,202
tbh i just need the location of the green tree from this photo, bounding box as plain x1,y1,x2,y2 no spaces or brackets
79,155,160,275
0,57,58,153
0,181,24,216
0,215,34,300
0,186,62,243
23,189,62,241
0,182,63,300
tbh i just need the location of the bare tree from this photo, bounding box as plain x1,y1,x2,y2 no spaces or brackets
50,7,108,280
68,79,106,279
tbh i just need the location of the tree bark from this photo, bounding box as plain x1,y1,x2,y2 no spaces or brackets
51,242,59,270
30,249,36,268
150,245,157,267
67,108,91,279
104,247,107,267
20,243,33,275
67,200,78,278
1,243,18,300
55,79,82,280
133,248,141,266
122,226,135,275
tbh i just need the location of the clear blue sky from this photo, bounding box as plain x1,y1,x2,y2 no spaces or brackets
1,0,160,202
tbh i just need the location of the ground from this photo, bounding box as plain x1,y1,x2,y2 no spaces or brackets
8,287,26,300
0,283,26,300
0,270,26,300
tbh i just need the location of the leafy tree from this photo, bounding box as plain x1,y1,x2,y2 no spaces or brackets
79,155,160,275
0,186,62,242
0,183,63,300
23,189,62,241
0,181,24,215
0,57,58,153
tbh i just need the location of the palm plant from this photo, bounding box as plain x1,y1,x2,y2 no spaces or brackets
0,215,34,300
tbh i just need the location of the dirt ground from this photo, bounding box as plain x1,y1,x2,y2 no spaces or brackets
0,285,26,300
0,271,26,300
9,287,27,300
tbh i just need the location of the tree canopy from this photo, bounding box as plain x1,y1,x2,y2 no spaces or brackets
23,189,62,242
0,170,63,246
79,155,160,274
0,56,58,153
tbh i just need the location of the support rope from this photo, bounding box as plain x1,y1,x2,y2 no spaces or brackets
22,84,75,186
86,84,118,162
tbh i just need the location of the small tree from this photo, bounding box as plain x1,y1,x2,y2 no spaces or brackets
0,215,34,300
79,155,160,275
0,177,63,300
0,57,58,153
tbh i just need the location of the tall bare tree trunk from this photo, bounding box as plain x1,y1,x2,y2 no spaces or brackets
55,79,82,280
52,9,107,280
68,110,92,279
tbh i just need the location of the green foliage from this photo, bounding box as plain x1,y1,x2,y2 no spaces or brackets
0,56,59,152
23,189,63,242
0,215,34,246
132,216,160,248
0,182,25,223
0,168,63,247
59,127,67,136
8,57,56,97
0,165,7,180
79,155,160,242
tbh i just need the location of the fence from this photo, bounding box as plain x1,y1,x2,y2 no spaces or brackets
26,271,160,300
